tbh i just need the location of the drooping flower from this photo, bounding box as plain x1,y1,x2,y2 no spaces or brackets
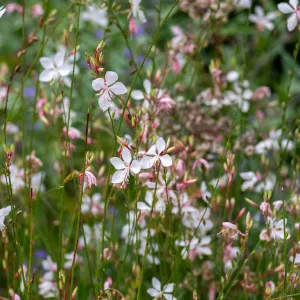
130,0,147,23
259,217,290,242
39,49,72,85
110,147,141,184
0,206,11,232
278,0,300,31
92,71,128,111
79,170,97,188
140,137,172,169
249,6,277,31
147,277,177,300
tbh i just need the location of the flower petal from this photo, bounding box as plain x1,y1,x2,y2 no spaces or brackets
110,157,125,170
156,137,166,154
287,12,298,31
289,0,298,9
98,92,111,111
163,283,174,293
131,90,144,100
110,82,128,95
152,277,161,291
130,160,141,174
144,79,151,96
40,57,54,69
111,169,128,184
164,294,176,300
122,147,132,164
147,288,159,297
146,144,157,155
105,71,118,86
54,50,66,67
39,70,55,82
58,65,71,77
140,155,156,169
137,202,150,211
277,3,294,14
92,78,105,91
160,154,172,167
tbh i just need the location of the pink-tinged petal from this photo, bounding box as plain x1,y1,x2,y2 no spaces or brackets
160,154,172,167
92,78,105,91
111,169,128,184
140,155,156,169
58,65,70,77
198,247,212,256
98,92,111,111
39,70,55,82
289,0,298,9
163,283,174,293
54,50,66,67
156,137,166,154
287,12,298,31
147,144,157,155
131,90,144,100
105,71,118,86
147,288,159,297
40,57,54,69
277,3,294,14
130,160,141,174
109,82,128,95
122,147,132,164
110,157,125,170
152,277,161,291
137,202,150,211
143,79,151,96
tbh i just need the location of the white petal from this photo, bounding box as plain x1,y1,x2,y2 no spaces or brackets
144,79,151,96
109,82,128,95
147,288,159,297
58,65,70,77
147,144,157,155
111,169,128,184
39,70,55,82
110,157,125,170
122,147,132,164
160,154,172,167
138,9,147,23
0,206,11,219
156,137,166,154
164,294,176,300
40,57,54,69
54,50,66,67
289,0,298,9
137,202,150,211
131,90,144,100
92,78,105,91
105,71,118,86
140,155,156,169
278,3,294,14
98,92,111,111
152,277,161,291
130,160,141,174
287,12,298,31
255,6,264,17
226,71,239,82
163,283,174,293
0,7,6,18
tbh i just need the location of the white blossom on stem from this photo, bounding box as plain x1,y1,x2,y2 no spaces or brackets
278,0,300,31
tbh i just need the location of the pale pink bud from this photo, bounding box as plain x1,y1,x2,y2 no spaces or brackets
176,159,186,177
32,3,44,17
6,3,23,14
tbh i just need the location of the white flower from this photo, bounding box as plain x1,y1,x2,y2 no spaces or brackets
0,6,6,18
147,277,177,300
39,49,72,85
81,5,108,27
249,6,277,31
240,171,258,191
92,71,128,111
63,252,82,269
131,0,147,23
259,217,290,242
140,137,172,169
110,147,141,184
38,281,58,298
234,0,251,9
131,79,151,101
81,193,104,215
278,0,300,31
0,206,11,231
137,191,166,213
41,256,57,281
